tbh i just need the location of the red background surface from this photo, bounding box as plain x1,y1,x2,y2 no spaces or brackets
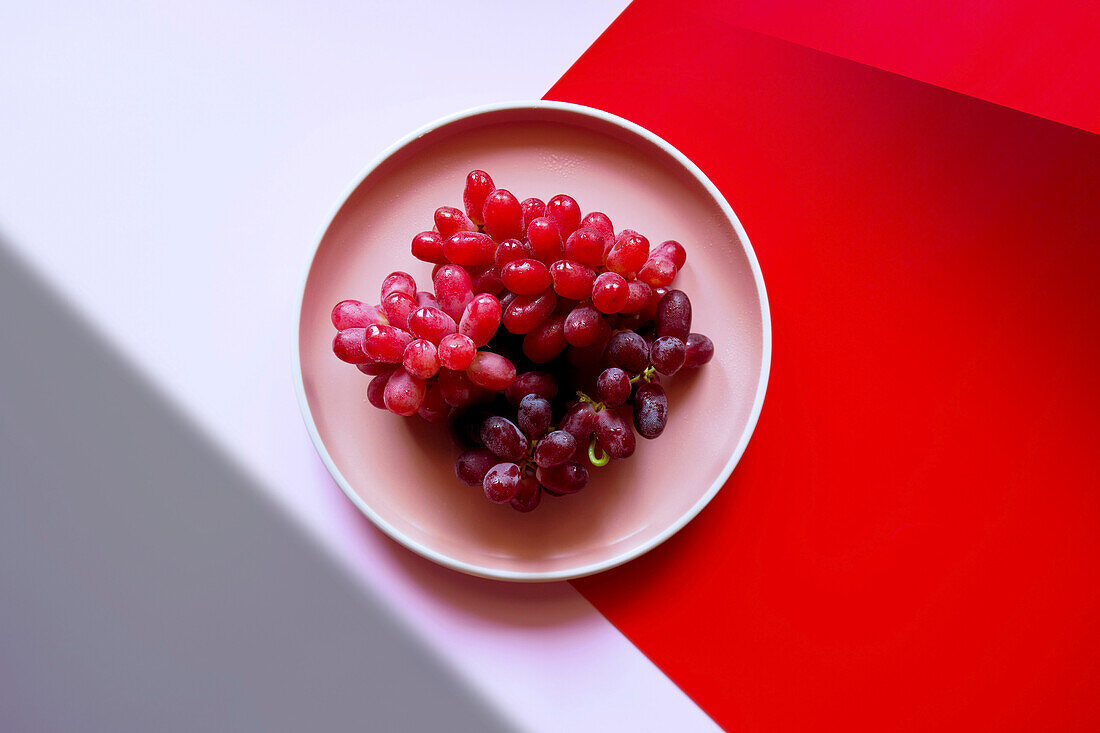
551,2,1100,729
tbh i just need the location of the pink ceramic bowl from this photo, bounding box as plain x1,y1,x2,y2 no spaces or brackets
295,101,771,581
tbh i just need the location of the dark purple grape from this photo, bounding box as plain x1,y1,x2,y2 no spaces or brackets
684,333,715,368
596,408,635,459
483,462,522,503
655,289,691,340
608,331,649,374
536,461,589,494
455,448,499,486
518,395,552,439
533,430,577,468
560,401,599,448
510,475,542,512
633,382,668,439
650,336,686,375
479,416,527,460
596,367,631,407
505,371,559,406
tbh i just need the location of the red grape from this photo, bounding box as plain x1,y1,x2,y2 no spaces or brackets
596,367,631,408
566,318,611,372
356,361,392,376
580,211,615,249
684,333,715,368
608,330,649,374
482,188,524,242
433,264,474,322
434,206,476,239
408,306,457,345
331,300,388,330
526,217,564,265
381,291,417,330
520,197,546,228
470,266,504,296
564,227,605,267
509,475,541,512
562,304,600,347
383,367,426,416
459,293,502,347
522,314,567,363
518,394,552,439
455,448,498,486
483,462,522,503
653,240,687,269
416,290,440,309
403,338,440,379
656,289,692,340
494,238,534,268
500,258,552,295
650,336,686,375
363,324,413,363
640,285,669,322
466,351,516,391
480,416,527,460
332,328,371,364
638,257,677,287
546,194,582,238
596,407,635,458
438,367,484,407
411,231,447,264
536,461,588,494
560,401,598,447
591,272,629,313
380,271,416,300
605,232,650,277
366,369,394,409
533,431,576,468
633,381,668,438
437,333,476,371
621,280,652,314
443,230,496,267
502,289,557,334
417,381,448,422
505,371,558,406
549,259,597,300
463,170,495,225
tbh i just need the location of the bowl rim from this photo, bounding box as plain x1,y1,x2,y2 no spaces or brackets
292,99,772,582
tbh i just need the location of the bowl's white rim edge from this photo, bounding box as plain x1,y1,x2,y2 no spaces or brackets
291,99,773,582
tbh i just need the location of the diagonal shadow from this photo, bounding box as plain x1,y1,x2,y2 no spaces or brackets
0,239,511,732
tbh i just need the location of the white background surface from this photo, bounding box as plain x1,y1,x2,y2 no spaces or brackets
0,2,718,730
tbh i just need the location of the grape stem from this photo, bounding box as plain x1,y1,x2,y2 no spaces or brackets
575,390,606,412
629,365,659,385
588,437,610,467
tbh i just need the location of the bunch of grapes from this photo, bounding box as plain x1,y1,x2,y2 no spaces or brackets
331,170,714,511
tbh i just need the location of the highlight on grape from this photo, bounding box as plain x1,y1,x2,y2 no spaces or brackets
331,170,714,511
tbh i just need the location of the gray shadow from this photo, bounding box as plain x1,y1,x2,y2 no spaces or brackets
0,239,511,732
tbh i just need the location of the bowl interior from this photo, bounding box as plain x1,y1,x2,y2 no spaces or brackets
298,105,766,579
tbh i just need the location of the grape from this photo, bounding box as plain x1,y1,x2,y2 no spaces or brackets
380,271,417,300
546,194,582,238
433,264,475,322
356,361,392,376
518,394,552,439
605,232,650,276
580,211,615,250
684,333,715,368
596,367,631,408
381,291,418,330
403,338,441,379
522,314,567,363
536,461,588,494
482,188,524,242
562,303,601,347
470,266,504,296
455,448,498,486
439,367,483,407
434,206,476,239
632,381,668,438
463,169,495,225
640,285,669,322
479,416,527,460
411,231,447,264
560,401,598,447
363,324,413,362
596,408,635,458
416,291,441,309
408,306,457,345
483,462,522,503
534,430,577,468
650,336,686,375
459,293,502,347
417,381,448,422
591,272,629,313
564,228,605,267
466,351,517,391
366,369,394,409
331,300,387,330
520,197,546,228
652,240,686,269
620,280,652,314
383,368,426,416
443,231,496,267
656,289,692,340
500,258,552,295
549,259,597,301
502,289,557,334
566,318,612,372
505,371,558,406
639,257,677,287
526,217,564,265
332,328,370,363
437,333,477,371
608,330,649,373
509,475,542,512
494,238,534,268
